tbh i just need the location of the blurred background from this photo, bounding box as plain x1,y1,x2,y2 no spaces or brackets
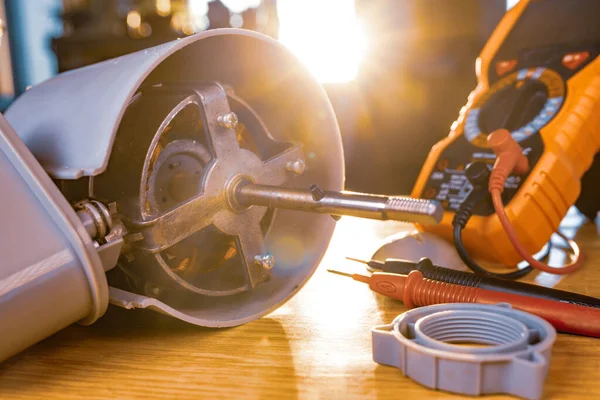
0,0,513,194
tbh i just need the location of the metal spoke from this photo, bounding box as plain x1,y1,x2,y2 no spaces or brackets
130,193,224,253
235,221,269,289
257,144,305,185
193,84,240,159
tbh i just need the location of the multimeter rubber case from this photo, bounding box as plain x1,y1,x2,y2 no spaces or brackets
412,0,600,266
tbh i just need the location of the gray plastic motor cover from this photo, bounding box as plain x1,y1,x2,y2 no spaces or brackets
372,303,556,400
4,28,343,182
0,113,108,363
5,29,344,327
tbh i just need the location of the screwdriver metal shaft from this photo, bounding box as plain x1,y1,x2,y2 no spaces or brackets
235,183,443,225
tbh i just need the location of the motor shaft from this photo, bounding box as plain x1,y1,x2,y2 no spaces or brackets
235,183,443,225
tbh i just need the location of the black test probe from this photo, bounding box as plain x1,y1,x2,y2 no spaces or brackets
348,257,600,309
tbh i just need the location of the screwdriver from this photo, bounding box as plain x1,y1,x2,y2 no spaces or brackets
327,268,600,337
347,257,600,309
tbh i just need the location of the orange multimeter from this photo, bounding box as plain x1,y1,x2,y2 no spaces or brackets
412,0,600,266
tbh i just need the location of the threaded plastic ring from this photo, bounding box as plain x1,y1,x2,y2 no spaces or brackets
414,310,530,354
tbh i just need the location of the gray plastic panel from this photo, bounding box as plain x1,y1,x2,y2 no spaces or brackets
0,113,107,362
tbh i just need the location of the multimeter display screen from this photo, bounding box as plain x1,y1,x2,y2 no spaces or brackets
490,0,600,85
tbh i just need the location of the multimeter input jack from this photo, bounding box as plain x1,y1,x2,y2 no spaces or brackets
452,161,534,280
453,129,583,279
487,130,583,275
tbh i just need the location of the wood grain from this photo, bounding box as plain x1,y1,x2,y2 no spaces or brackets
1,213,599,399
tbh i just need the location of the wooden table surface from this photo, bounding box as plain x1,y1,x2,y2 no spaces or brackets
1,211,600,399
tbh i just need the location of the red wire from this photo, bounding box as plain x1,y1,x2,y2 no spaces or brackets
491,190,582,274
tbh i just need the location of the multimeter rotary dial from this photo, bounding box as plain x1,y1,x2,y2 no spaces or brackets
464,68,565,147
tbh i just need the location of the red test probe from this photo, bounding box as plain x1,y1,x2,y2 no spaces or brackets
328,269,600,337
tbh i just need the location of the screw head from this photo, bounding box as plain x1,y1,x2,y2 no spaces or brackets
254,253,275,270
144,282,162,297
217,112,238,129
286,159,306,175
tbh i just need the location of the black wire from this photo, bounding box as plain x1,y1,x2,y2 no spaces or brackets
450,161,550,280
453,223,534,280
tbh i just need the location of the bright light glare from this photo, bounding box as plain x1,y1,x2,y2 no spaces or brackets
506,0,520,10
221,0,262,13
156,0,172,16
127,11,142,29
278,0,367,83
187,0,209,17
187,0,261,16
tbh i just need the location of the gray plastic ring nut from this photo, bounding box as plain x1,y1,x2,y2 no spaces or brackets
372,303,556,400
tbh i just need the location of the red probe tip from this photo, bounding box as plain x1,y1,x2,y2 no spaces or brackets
326,269,370,284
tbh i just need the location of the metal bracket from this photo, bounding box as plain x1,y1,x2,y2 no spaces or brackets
125,83,305,290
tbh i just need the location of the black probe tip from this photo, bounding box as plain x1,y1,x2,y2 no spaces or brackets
346,256,384,269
